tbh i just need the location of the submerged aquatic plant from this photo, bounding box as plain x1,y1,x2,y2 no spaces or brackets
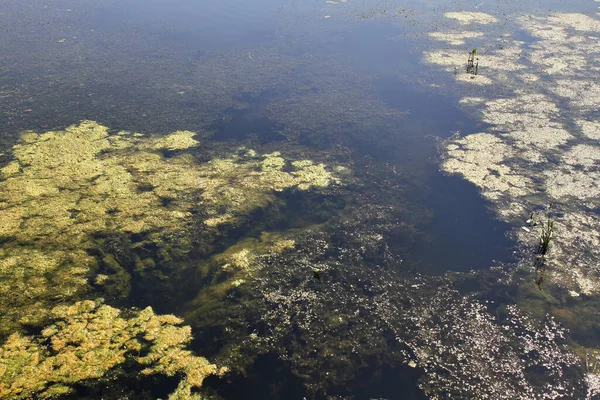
535,217,554,288
312,268,321,281
183,193,586,399
467,48,479,75
538,218,554,257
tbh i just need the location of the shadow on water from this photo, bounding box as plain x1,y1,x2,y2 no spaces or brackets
404,170,515,274
210,109,285,143
348,77,491,167
204,353,427,400
210,93,286,143
359,78,513,274
372,77,488,138
203,354,306,400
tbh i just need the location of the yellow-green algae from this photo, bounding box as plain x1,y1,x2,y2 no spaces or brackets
0,121,342,335
444,11,498,25
426,11,600,386
428,11,600,294
578,120,600,140
442,133,534,201
0,300,225,399
428,31,485,46
424,43,524,86
186,231,297,321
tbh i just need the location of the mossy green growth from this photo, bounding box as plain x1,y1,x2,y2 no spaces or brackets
0,121,344,335
185,232,297,330
0,300,225,399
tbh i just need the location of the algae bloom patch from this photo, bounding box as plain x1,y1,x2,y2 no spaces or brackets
444,11,498,25
0,300,222,399
0,121,344,336
425,9,600,295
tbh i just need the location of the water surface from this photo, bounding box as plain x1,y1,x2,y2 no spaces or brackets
1,0,595,398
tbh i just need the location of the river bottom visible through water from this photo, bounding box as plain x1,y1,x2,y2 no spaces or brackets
1,0,600,399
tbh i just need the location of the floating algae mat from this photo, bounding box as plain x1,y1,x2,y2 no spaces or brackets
2,0,600,398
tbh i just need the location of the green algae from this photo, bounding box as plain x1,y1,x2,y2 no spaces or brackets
0,300,223,399
0,120,345,335
428,31,484,46
0,119,352,398
423,9,600,390
184,231,299,346
444,11,498,25
0,3,597,398
428,10,600,295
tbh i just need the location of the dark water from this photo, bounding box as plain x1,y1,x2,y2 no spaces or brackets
1,0,595,398
210,93,286,143
204,354,427,400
